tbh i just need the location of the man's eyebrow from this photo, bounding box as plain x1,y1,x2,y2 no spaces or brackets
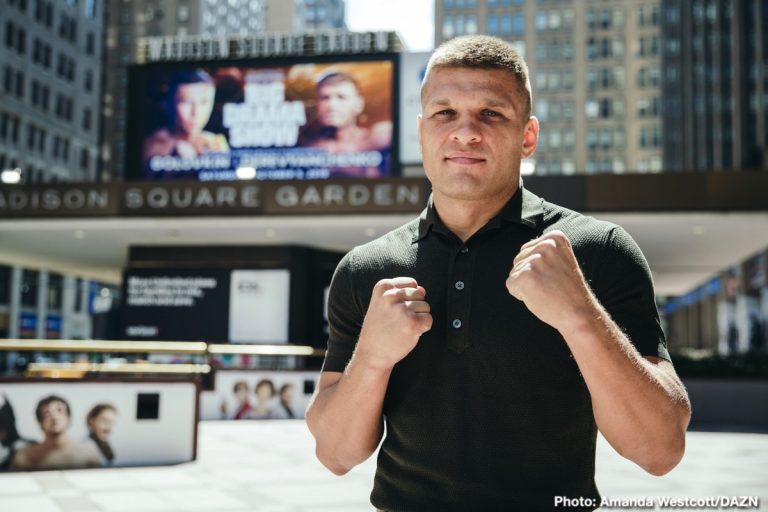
426,98,515,109
427,98,452,107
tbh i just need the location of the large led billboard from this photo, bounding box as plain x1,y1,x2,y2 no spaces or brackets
126,55,398,181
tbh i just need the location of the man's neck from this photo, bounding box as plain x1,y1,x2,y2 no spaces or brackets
432,186,519,242
42,433,70,448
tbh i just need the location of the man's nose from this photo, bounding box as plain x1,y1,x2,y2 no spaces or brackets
450,117,482,144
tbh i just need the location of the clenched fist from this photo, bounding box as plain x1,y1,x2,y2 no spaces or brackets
505,231,596,332
356,277,433,371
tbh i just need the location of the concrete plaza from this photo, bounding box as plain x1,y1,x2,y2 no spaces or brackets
0,421,766,511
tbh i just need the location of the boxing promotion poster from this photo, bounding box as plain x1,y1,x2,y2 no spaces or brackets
0,381,198,472
128,57,396,181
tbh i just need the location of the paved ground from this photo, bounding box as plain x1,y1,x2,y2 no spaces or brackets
0,421,766,511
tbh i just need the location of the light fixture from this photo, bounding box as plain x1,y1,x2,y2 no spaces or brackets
1,168,22,184
235,166,256,180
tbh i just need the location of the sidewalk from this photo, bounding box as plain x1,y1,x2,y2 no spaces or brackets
0,421,766,511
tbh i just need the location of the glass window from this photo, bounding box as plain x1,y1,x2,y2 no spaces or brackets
562,9,574,28
548,11,561,29
599,128,612,148
613,66,624,88
562,69,573,90
562,41,573,61
501,14,512,34
535,11,547,30
535,70,547,90
613,8,624,27
613,128,625,148
488,14,498,35
563,129,574,149
21,269,39,307
512,13,524,35
549,40,559,62
549,70,561,90
466,15,477,34
549,129,561,148
442,16,454,39
549,102,560,121
455,15,465,35
563,102,574,120
47,273,62,309
536,41,547,63
535,99,549,121
587,128,598,149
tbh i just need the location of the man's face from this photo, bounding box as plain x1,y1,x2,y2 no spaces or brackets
89,409,116,441
174,82,215,135
39,401,70,436
316,81,364,129
418,67,538,203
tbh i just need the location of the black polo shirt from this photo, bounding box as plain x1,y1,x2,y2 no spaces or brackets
322,185,669,511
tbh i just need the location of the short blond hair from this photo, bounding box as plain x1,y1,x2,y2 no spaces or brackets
421,35,532,119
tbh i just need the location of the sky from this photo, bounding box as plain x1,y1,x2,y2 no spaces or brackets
345,0,435,52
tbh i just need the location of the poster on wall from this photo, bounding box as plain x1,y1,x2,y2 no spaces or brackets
123,268,292,343
229,270,290,343
123,268,230,341
0,381,198,472
200,370,318,421
128,56,396,181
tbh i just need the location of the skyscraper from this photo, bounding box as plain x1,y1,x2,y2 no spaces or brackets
661,0,767,171
0,0,104,183
435,0,663,174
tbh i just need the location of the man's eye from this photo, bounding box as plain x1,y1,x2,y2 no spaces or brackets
435,110,455,117
482,110,501,117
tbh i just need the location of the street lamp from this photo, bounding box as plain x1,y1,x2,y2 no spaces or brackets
1,168,22,184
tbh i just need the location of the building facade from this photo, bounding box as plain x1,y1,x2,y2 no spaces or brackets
661,0,767,171
434,0,663,174
0,0,104,183
102,0,346,181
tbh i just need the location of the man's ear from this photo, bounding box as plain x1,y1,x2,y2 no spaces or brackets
522,116,539,159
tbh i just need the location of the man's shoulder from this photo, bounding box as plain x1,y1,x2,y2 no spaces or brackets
540,197,619,250
342,217,420,272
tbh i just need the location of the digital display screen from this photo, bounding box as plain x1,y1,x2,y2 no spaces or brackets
127,55,397,181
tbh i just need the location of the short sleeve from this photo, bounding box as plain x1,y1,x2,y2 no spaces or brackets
321,250,365,372
593,226,670,361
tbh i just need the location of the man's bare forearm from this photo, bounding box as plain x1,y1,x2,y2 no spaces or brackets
306,352,392,475
562,301,691,476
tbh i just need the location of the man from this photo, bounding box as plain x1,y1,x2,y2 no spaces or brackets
143,70,228,163
306,35,691,511
307,71,392,155
10,395,101,470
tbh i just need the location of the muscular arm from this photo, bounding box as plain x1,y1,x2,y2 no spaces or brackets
561,303,690,476
507,230,690,476
306,277,432,475
305,364,390,475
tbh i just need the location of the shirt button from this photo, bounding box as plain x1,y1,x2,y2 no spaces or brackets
460,246,469,254
455,281,465,290
452,319,462,329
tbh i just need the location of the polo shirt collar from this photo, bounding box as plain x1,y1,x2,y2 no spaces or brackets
413,180,544,242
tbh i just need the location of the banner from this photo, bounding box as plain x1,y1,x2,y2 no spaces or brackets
200,370,318,420
0,381,198,471
129,58,396,181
